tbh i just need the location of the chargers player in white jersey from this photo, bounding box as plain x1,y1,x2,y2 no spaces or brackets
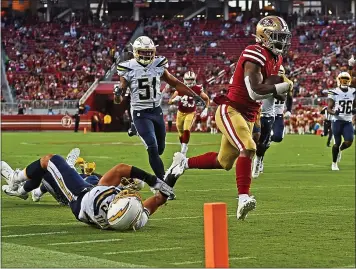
252,66,291,178
1,152,174,230
272,65,293,144
115,36,204,182
327,57,356,171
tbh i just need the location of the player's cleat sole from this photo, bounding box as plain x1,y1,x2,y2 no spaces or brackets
66,148,81,168
1,161,14,185
236,196,256,220
165,152,187,179
2,185,29,200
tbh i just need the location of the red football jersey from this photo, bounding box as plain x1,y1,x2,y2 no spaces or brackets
178,85,203,113
222,44,282,121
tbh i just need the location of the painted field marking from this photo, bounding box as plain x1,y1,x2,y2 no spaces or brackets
140,184,355,193
104,246,182,255
2,231,69,238
2,242,147,268
171,256,256,265
48,238,122,246
2,208,354,228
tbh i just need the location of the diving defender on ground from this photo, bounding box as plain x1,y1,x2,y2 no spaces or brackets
165,16,293,220
114,36,205,180
327,56,356,171
1,152,174,230
168,71,210,155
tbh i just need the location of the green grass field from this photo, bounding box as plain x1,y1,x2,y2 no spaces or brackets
1,132,355,268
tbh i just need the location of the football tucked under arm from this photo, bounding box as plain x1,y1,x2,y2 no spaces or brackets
244,61,291,100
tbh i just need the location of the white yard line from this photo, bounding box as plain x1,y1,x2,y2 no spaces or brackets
2,242,147,268
2,222,78,228
2,208,354,228
171,256,256,265
48,238,122,246
104,247,182,255
2,231,69,238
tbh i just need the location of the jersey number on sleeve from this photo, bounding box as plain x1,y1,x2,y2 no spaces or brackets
338,100,353,114
138,77,157,100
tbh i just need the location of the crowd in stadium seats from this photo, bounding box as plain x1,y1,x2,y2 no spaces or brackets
2,15,355,103
2,19,137,100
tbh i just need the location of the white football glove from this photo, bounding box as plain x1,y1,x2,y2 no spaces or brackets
348,55,355,67
171,96,181,103
201,108,208,118
284,111,291,118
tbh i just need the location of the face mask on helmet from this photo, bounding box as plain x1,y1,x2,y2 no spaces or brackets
134,48,156,65
184,78,196,87
83,162,96,175
338,76,351,89
266,30,292,56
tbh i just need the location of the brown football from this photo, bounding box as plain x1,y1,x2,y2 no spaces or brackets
264,75,283,85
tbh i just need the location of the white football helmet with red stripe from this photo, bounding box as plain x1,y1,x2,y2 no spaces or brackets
183,71,197,87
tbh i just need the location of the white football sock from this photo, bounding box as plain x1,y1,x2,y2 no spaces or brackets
181,143,188,155
18,169,28,181
238,194,249,203
35,188,44,197
185,159,189,169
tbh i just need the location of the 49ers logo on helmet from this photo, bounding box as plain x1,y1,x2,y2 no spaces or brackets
260,18,276,27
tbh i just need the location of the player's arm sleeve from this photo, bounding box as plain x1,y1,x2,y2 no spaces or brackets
327,90,337,101
240,46,267,67
116,62,132,82
156,57,169,76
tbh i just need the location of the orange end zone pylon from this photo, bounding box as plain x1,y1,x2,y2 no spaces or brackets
204,202,229,268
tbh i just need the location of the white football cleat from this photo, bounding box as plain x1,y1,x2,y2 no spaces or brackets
337,151,342,163
331,162,339,171
66,148,81,168
1,161,14,185
259,161,264,173
236,196,256,220
1,162,24,191
31,187,43,202
165,152,187,179
2,184,29,200
252,157,261,178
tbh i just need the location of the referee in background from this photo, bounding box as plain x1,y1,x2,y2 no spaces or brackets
321,106,332,147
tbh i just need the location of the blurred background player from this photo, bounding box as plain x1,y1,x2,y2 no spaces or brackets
114,36,205,181
253,65,293,177
165,16,293,220
320,106,333,147
327,56,355,171
271,65,293,143
168,71,210,155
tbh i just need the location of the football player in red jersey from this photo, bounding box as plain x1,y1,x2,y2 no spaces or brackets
164,16,293,220
169,71,210,155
